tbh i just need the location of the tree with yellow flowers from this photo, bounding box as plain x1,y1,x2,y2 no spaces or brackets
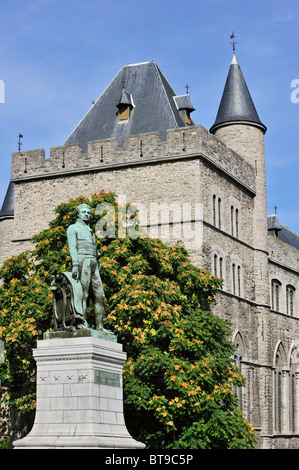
0,191,256,448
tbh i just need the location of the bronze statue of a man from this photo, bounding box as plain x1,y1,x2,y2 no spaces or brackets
67,203,105,330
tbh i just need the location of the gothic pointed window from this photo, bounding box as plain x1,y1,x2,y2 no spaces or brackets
231,205,234,235
274,343,287,433
218,198,222,229
286,285,295,316
232,263,236,295
277,371,282,432
237,265,241,296
229,201,240,239
233,332,245,411
212,189,223,230
213,195,216,226
290,347,299,433
219,257,223,279
291,372,296,432
271,279,281,312
213,254,217,277
212,248,226,289
231,257,243,297
276,285,280,311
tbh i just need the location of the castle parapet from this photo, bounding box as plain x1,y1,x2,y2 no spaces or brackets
10,125,255,193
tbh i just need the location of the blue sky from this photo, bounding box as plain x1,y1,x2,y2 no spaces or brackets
0,0,298,232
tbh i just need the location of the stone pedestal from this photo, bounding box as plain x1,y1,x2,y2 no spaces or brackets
13,332,145,449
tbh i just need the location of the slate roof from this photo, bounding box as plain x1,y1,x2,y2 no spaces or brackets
268,214,299,250
173,94,195,112
64,61,195,151
0,181,14,218
210,54,266,134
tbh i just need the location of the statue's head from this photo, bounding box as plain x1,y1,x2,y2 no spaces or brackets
76,203,91,223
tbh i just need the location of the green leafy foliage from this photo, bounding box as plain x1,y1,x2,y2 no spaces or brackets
0,191,256,448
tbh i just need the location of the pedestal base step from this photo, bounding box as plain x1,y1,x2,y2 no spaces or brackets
14,434,145,449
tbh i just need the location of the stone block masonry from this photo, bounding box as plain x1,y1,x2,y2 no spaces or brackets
12,159,202,243
9,125,256,249
11,126,255,194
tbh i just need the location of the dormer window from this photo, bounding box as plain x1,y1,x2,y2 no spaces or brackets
267,214,282,239
117,88,134,121
173,94,195,126
185,109,191,126
118,105,130,121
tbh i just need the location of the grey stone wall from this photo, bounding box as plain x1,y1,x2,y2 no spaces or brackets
0,217,15,267
11,126,255,191
12,159,200,243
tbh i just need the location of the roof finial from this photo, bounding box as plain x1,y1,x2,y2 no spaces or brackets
274,205,278,214
185,84,190,94
18,133,23,152
230,31,237,53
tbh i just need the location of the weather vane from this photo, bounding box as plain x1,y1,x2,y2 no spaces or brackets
230,32,237,52
18,133,23,152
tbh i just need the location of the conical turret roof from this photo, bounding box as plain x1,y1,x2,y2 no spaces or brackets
0,181,15,218
210,54,266,134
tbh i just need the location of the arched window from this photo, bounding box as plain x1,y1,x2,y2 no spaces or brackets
212,189,223,230
289,347,299,433
213,253,218,277
232,263,236,295
229,197,241,239
235,208,239,238
237,265,241,297
274,343,288,433
219,256,223,280
233,332,245,411
213,195,216,226
218,197,222,230
231,257,243,297
291,373,296,432
271,279,281,312
212,247,226,289
286,285,296,316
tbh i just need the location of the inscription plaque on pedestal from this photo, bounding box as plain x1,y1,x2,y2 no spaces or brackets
95,370,120,387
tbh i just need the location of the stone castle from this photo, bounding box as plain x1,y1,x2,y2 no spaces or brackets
0,55,298,449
